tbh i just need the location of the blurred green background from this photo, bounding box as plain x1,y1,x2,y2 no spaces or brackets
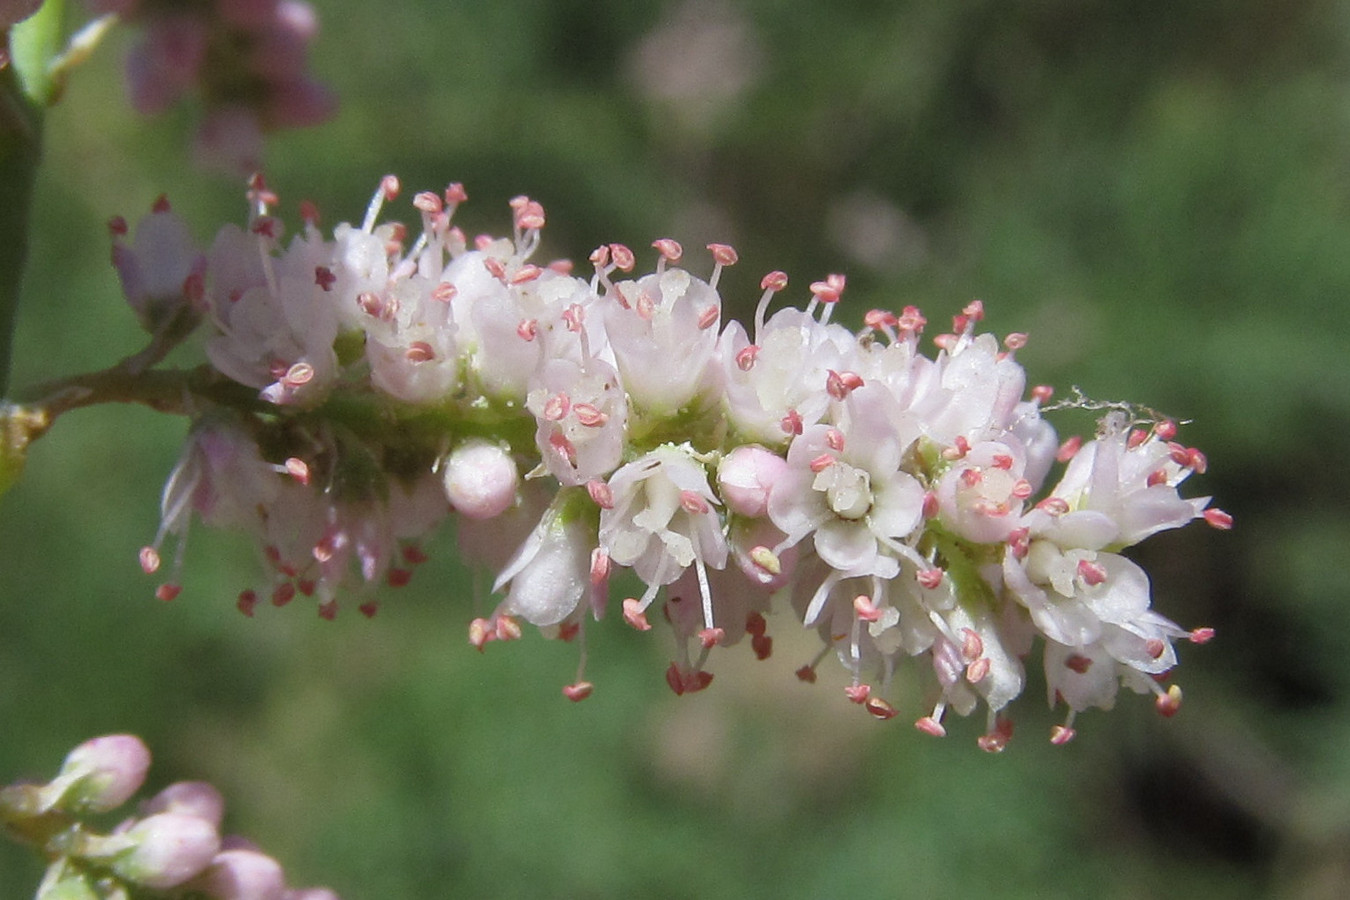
3,0,1348,897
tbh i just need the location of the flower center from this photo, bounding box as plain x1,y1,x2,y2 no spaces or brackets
815,461,873,520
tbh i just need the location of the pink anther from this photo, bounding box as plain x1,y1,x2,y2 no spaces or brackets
1008,527,1031,559
1056,435,1082,462
549,431,578,467
825,428,846,452
622,598,652,631
760,270,788,292
609,243,635,271
380,174,401,201
699,627,726,649
917,568,944,590
587,480,614,509
516,318,538,341
921,491,939,519
915,716,946,737
1011,479,1033,500
495,616,522,641
1049,725,1076,745
826,369,863,399
574,404,607,427
468,617,493,650
942,436,971,460
809,453,836,474
509,264,542,284
780,408,803,435
1155,684,1183,717
405,341,435,363
866,696,899,720
1032,385,1054,403
543,392,571,421
483,256,507,281
139,546,161,574
1036,497,1070,515
1145,639,1166,659
590,548,611,586
965,658,990,683
680,490,711,515
853,594,882,622
1146,468,1168,487
960,468,983,488
562,303,586,332
1003,332,1028,350
809,273,846,303
897,306,927,332
563,682,594,702
991,454,1014,470
844,684,871,704
652,238,683,261
413,191,442,213
864,309,898,331
697,305,719,330
707,243,738,266
962,299,985,321
1155,419,1178,440
589,245,610,267
284,457,310,485
1127,428,1147,449
284,362,315,385
445,183,468,205
736,345,760,371
1077,559,1108,586
1203,508,1233,530
1189,627,1216,644
961,628,984,662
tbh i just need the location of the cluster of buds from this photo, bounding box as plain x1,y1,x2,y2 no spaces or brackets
87,0,334,173
124,175,1230,748
0,734,339,899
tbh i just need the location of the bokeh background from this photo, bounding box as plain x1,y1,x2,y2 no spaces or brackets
3,1,1348,897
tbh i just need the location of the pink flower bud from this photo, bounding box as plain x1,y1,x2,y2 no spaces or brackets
111,812,221,889
443,440,518,520
52,735,151,814
141,781,225,829
717,445,787,518
186,848,286,900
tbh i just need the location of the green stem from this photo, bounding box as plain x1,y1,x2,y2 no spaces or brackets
0,60,42,398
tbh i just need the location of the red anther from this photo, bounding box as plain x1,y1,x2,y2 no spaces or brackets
297,579,316,597
589,245,610,267
1065,654,1093,674
736,345,760,371
139,546,161,575
317,601,337,621
1077,559,1108,586
1011,479,1033,500
586,480,614,509
380,174,401,200
844,684,871,704
237,590,258,617
1189,627,1216,644
400,545,429,566
917,568,944,590
1155,419,1178,440
699,627,726,649
1036,497,1070,515
915,716,947,737
991,454,1014,471
960,468,983,488
445,183,468,205
574,404,607,427
285,361,315,385
549,431,578,467
665,662,685,696
562,303,586,332
809,273,846,303
1032,385,1054,403
1049,725,1076,745
697,305,719,330
1146,468,1168,487
1003,332,1028,350
1127,428,1147,450
314,266,336,291
960,628,984,662
622,598,652,631
468,617,493,650
556,622,581,642
359,602,379,618
745,611,768,636
751,633,773,660
685,670,714,693
609,243,635,271
272,582,296,607
1056,435,1083,462
413,191,442,213
483,256,507,281
952,315,969,334
283,457,310,485
866,696,899,720
563,682,594,702
707,243,738,266
966,658,991,683
299,200,321,226
760,270,789,292
921,491,939,520
780,408,803,435
853,594,882,622
1155,684,1183,718
809,453,836,473
151,194,172,213
108,215,128,236
543,392,571,421
251,217,278,239
942,436,971,460
516,318,538,341
155,583,181,602
1145,638,1166,659
897,306,927,332
495,616,522,641
387,568,412,588
795,664,819,683
509,264,543,284
405,341,435,363
680,490,710,515
864,309,898,330
652,238,683,261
